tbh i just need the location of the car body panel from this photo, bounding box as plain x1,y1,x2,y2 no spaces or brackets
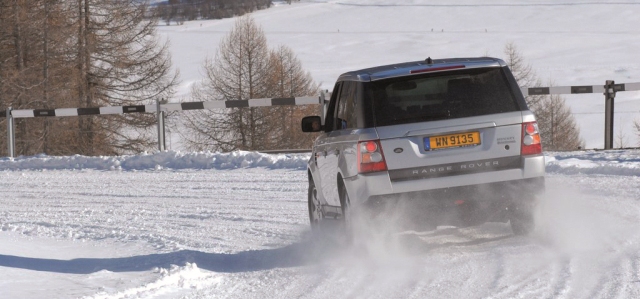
376,112,524,171
303,57,546,225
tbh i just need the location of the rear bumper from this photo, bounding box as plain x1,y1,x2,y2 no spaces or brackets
360,177,545,226
343,155,545,205
365,176,545,205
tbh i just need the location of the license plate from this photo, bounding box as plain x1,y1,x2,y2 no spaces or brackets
424,132,481,150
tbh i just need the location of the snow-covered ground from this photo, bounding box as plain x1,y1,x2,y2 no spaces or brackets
1,1,640,298
1,149,639,298
156,0,640,149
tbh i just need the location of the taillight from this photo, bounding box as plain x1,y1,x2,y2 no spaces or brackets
358,140,388,173
521,122,542,155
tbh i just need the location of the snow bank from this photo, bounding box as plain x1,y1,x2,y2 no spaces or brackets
83,263,222,299
1,149,640,176
545,149,640,176
0,151,310,171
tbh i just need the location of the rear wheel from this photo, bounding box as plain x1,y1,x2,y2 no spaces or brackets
509,203,535,235
338,182,351,226
338,182,356,242
309,179,349,245
308,179,324,228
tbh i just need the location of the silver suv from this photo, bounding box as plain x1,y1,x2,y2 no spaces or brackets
301,57,545,235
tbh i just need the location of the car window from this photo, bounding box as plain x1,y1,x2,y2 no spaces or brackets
336,81,358,130
365,67,520,127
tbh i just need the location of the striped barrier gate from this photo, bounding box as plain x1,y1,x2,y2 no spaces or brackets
2,81,640,157
2,96,325,157
521,81,640,149
520,82,640,97
3,96,322,118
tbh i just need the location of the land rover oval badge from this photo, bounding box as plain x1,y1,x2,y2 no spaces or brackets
394,148,403,153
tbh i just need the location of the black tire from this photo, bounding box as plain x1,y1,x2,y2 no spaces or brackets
308,179,324,228
509,205,535,235
338,182,351,226
338,182,361,245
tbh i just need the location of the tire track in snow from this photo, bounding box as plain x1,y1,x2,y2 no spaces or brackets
479,243,572,299
550,257,573,298
585,249,640,299
487,251,506,292
631,254,640,297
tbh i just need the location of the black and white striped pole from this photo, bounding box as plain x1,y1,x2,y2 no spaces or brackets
7,107,15,158
604,80,616,149
156,100,166,151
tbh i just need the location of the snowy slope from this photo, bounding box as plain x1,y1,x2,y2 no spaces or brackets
1,149,639,298
156,0,640,149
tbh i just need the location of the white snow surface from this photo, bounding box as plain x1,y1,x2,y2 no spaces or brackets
157,0,640,149
2,1,640,297
1,149,640,298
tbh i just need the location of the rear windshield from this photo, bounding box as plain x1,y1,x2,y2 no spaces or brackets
364,67,520,127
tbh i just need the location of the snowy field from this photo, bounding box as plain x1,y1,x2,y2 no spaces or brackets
156,0,640,149
1,150,640,298
1,1,640,298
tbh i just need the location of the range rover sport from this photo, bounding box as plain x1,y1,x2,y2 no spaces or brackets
301,57,545,235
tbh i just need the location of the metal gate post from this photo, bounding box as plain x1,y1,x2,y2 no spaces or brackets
7,107,15,158
604,80,616,149
156,100,166,151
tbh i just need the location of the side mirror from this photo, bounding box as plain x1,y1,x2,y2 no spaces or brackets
301,116,322,132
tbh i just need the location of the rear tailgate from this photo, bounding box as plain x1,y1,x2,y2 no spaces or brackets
377,112,524,182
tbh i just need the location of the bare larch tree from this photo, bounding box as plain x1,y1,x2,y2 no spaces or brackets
181,16,318,152
503,42,584,150
73,0,179,155
264,45,319,150
0,0,178,156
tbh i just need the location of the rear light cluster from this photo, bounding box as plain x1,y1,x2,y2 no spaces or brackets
357,140,388,174
521,122,542,155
